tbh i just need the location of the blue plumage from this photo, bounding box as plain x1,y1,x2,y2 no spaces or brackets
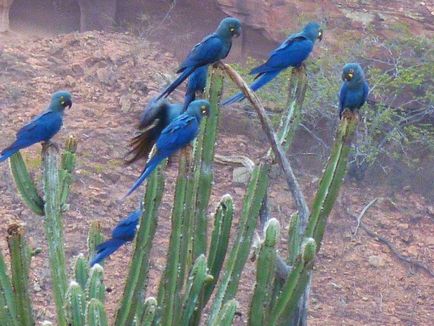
0,91,72,163
90,210,141,266
222,22,323,106
126,99,184,165
126,100,211,197
184,65,208,110
339,63,369,118
156,17,240,100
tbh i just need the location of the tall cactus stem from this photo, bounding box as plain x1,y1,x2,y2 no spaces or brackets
9,152,44,216
249,218,280,326
42,143,68,326
191,67,224,259
138,297,158,326
210,299,238,326
0,249,19,326
158,153,189,326
6,224,34,326
87,221,104,263
304,112,358,249
114,165,165,326
85,298,108,326
86,264,105,303
268,238,316,325
59,135,77,209
74,253,90,290
65,281,86,326
287,213,301,265
207,164,269,324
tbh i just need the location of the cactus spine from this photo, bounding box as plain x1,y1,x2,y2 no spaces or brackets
85,298,108,326
210,299,238,326
74,254,90,290
138,297,158,326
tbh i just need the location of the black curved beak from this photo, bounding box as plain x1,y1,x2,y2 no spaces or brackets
234,28,241,38
65,99,73,109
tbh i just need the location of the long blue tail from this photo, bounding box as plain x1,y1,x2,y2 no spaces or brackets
156,67,195,101
125,153,165,197
89,239,126,266
221,71,280,106
0,147,19,163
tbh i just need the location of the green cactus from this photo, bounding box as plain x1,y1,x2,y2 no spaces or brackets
204,194,234,301
115,165,165,326
179,255,211,325
59,135,77,209
268,238,316,325
207,164,269,325
74,254,90,290
210,299,238,326
65,281,86,326
287,213,301,265
86,264,105,303
87,221,105,263
85,298,108,326
0,250,19,326
304,112,359,248
6,224,34,326
137,297,158,326
42,143,69,326
9,152,44,216
157,152,189,326
192,67,224,259
249,218,280,326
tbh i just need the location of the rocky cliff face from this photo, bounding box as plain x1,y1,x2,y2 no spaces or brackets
216,0,433,42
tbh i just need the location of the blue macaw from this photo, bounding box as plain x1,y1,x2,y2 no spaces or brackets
222,22,323,106
126,99,210,196
0,91,72,163
156,17,241,101
184,65,208,110
339,63,369,118
126,98,184,165
90,209,141,266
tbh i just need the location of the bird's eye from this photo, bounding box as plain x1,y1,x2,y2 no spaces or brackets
318,31,322,36
60,101,65,105
230,27,235,32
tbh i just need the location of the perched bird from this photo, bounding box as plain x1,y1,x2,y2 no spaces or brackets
184,65,208,110
0,91,72,163
339,63,369,118
90,210,141,266
222,21,323,106
126,99,210,196
126,99,183,165
156,17,241,100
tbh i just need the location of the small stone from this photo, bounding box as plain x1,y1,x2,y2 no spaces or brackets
33,283,42,292
368,255,385,267
407,245,418,256
65,75,76,87
233,167,251,185
119,95,132,112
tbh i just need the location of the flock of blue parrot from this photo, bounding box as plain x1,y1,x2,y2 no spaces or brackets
0,17,369,266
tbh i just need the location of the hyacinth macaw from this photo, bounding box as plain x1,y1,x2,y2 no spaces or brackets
339,63,369,118
0,91,72,163
90,209,140,266
184,65,208,110
126,98,183,165
126,99,210,196
222,21,323,106
156,17,241,100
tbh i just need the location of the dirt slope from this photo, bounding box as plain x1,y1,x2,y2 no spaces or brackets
0,31,433,325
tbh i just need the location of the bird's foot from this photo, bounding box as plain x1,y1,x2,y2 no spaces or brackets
42,141,60,152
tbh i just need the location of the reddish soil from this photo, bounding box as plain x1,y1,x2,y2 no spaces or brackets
0,31,433,325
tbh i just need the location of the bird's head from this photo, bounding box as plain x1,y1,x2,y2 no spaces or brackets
342,63,365,84
216,17,242,39
303,21,323,42
50,90,72,111
186,99,210,120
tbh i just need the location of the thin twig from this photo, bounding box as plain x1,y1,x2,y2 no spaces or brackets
353,198,378,236
219,63,310,225
347,208,434,278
